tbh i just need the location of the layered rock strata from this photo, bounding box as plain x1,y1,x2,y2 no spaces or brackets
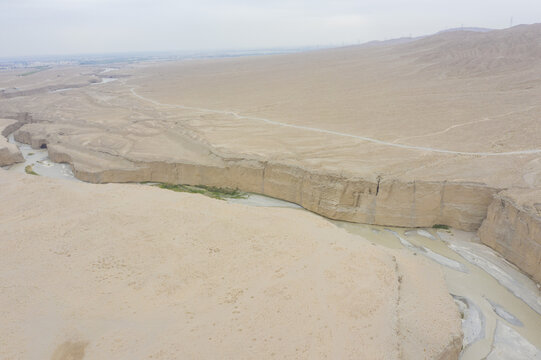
14,124,497,231
479,189,541,283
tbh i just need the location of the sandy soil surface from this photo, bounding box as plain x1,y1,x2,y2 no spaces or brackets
1,25,540,187
0,170,461,359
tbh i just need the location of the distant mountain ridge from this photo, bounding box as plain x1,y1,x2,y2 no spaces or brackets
437,27,493,33
358,26,494,49
398,23,541,76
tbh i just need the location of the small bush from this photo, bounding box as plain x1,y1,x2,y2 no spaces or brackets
25,165,39,176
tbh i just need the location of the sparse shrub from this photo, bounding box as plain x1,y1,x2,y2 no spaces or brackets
25,165,39,176
154,183,247,200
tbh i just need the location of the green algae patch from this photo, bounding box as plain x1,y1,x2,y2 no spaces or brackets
154,183,248,200
25,165,39,176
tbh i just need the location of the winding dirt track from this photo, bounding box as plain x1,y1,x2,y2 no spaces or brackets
129,87,541,157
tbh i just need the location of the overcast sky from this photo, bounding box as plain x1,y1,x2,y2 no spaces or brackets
1,0,540,57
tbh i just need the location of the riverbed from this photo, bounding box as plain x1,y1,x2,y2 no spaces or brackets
4,135,541,359
3,134,79,181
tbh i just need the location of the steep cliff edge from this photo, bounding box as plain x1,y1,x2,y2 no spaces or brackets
478,189,541,283
15,123,497,231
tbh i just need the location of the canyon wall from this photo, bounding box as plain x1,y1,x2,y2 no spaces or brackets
478,190,541,283
14,122,541,283
41,137,498,232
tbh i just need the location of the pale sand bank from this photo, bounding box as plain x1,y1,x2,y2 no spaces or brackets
0,170,461,359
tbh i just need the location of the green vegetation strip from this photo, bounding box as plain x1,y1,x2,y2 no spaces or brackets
432,224,450,230
154,183,248,200
18,66,50,77
25,165,39,176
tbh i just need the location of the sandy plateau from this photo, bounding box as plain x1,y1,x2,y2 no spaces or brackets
1,24,541,359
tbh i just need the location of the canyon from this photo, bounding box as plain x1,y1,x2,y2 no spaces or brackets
1,24,541,359
2,25,540,282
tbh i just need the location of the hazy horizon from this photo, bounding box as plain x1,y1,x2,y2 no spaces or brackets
1,0,540,58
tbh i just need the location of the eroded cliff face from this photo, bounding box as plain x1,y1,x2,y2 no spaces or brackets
478,190,541,283
0,143,23,166
10,115,541,289
0,119,24,166
15,123,497,232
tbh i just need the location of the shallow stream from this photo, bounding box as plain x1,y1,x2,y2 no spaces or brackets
4,134,79,181
4,135,541,359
